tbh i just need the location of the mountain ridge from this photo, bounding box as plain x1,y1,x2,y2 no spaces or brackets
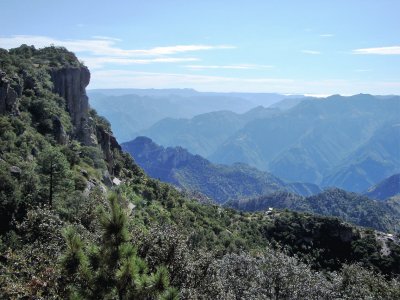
139,94,399,192
365,173,400,200
89,89,300,142
122,136,322,203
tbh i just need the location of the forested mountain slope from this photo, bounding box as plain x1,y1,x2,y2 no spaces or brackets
226,188,400,233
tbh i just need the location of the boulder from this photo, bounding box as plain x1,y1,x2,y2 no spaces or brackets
9,166,21,177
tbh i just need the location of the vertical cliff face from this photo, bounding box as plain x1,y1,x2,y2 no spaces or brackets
1,59,121,174
50,66,121,174
0,71,20,116
1,46,127,178
50,66,91,139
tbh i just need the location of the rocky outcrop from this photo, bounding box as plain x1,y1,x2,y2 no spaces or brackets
97,126,122,174
52,116,68,145
2,62,121,176
50,66,91,142
0,70,20,115
49,65,123,174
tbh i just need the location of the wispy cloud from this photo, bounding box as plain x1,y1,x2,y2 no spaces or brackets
320,33,334,37
354,69,372,73
91,35,122,42
133,45,235,56
184,64,273,70
91,70,292,91
302,50,321,55
353,46,400,55
0,35,235,69
0,35,235,57
80,57,200,69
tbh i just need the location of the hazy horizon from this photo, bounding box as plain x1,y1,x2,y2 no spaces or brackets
88,87,399,98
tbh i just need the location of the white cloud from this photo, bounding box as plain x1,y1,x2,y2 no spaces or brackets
90,70,292,91
354,69,372,73
0,35,236,69
0,35,235,57
184,64,273,70
80,56,199,69
320,34,334,37
301,50,321,55
91,35,122,42
133,44,235,56
353,46,400,55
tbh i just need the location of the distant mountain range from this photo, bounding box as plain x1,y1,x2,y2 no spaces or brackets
88,89,302,142
138,106,281,158
137,94,400,192
365,174,400,200
225,188,400,233
122,136,321,203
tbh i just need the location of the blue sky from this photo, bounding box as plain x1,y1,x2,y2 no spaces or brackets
0,0,399,95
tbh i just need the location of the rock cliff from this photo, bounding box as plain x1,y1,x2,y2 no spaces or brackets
0,56,121,174
50,66,92,142
0,71,20,115
50,66,121,173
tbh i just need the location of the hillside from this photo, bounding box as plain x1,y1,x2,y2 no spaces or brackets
1,45,399,298
226,188,400,233
365,173,400,200
122,136,321,203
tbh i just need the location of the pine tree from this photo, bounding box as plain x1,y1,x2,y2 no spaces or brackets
61,193,178,299
37,147,71,207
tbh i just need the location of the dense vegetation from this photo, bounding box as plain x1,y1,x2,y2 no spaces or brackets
1,45,400,299
226,188,400,233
